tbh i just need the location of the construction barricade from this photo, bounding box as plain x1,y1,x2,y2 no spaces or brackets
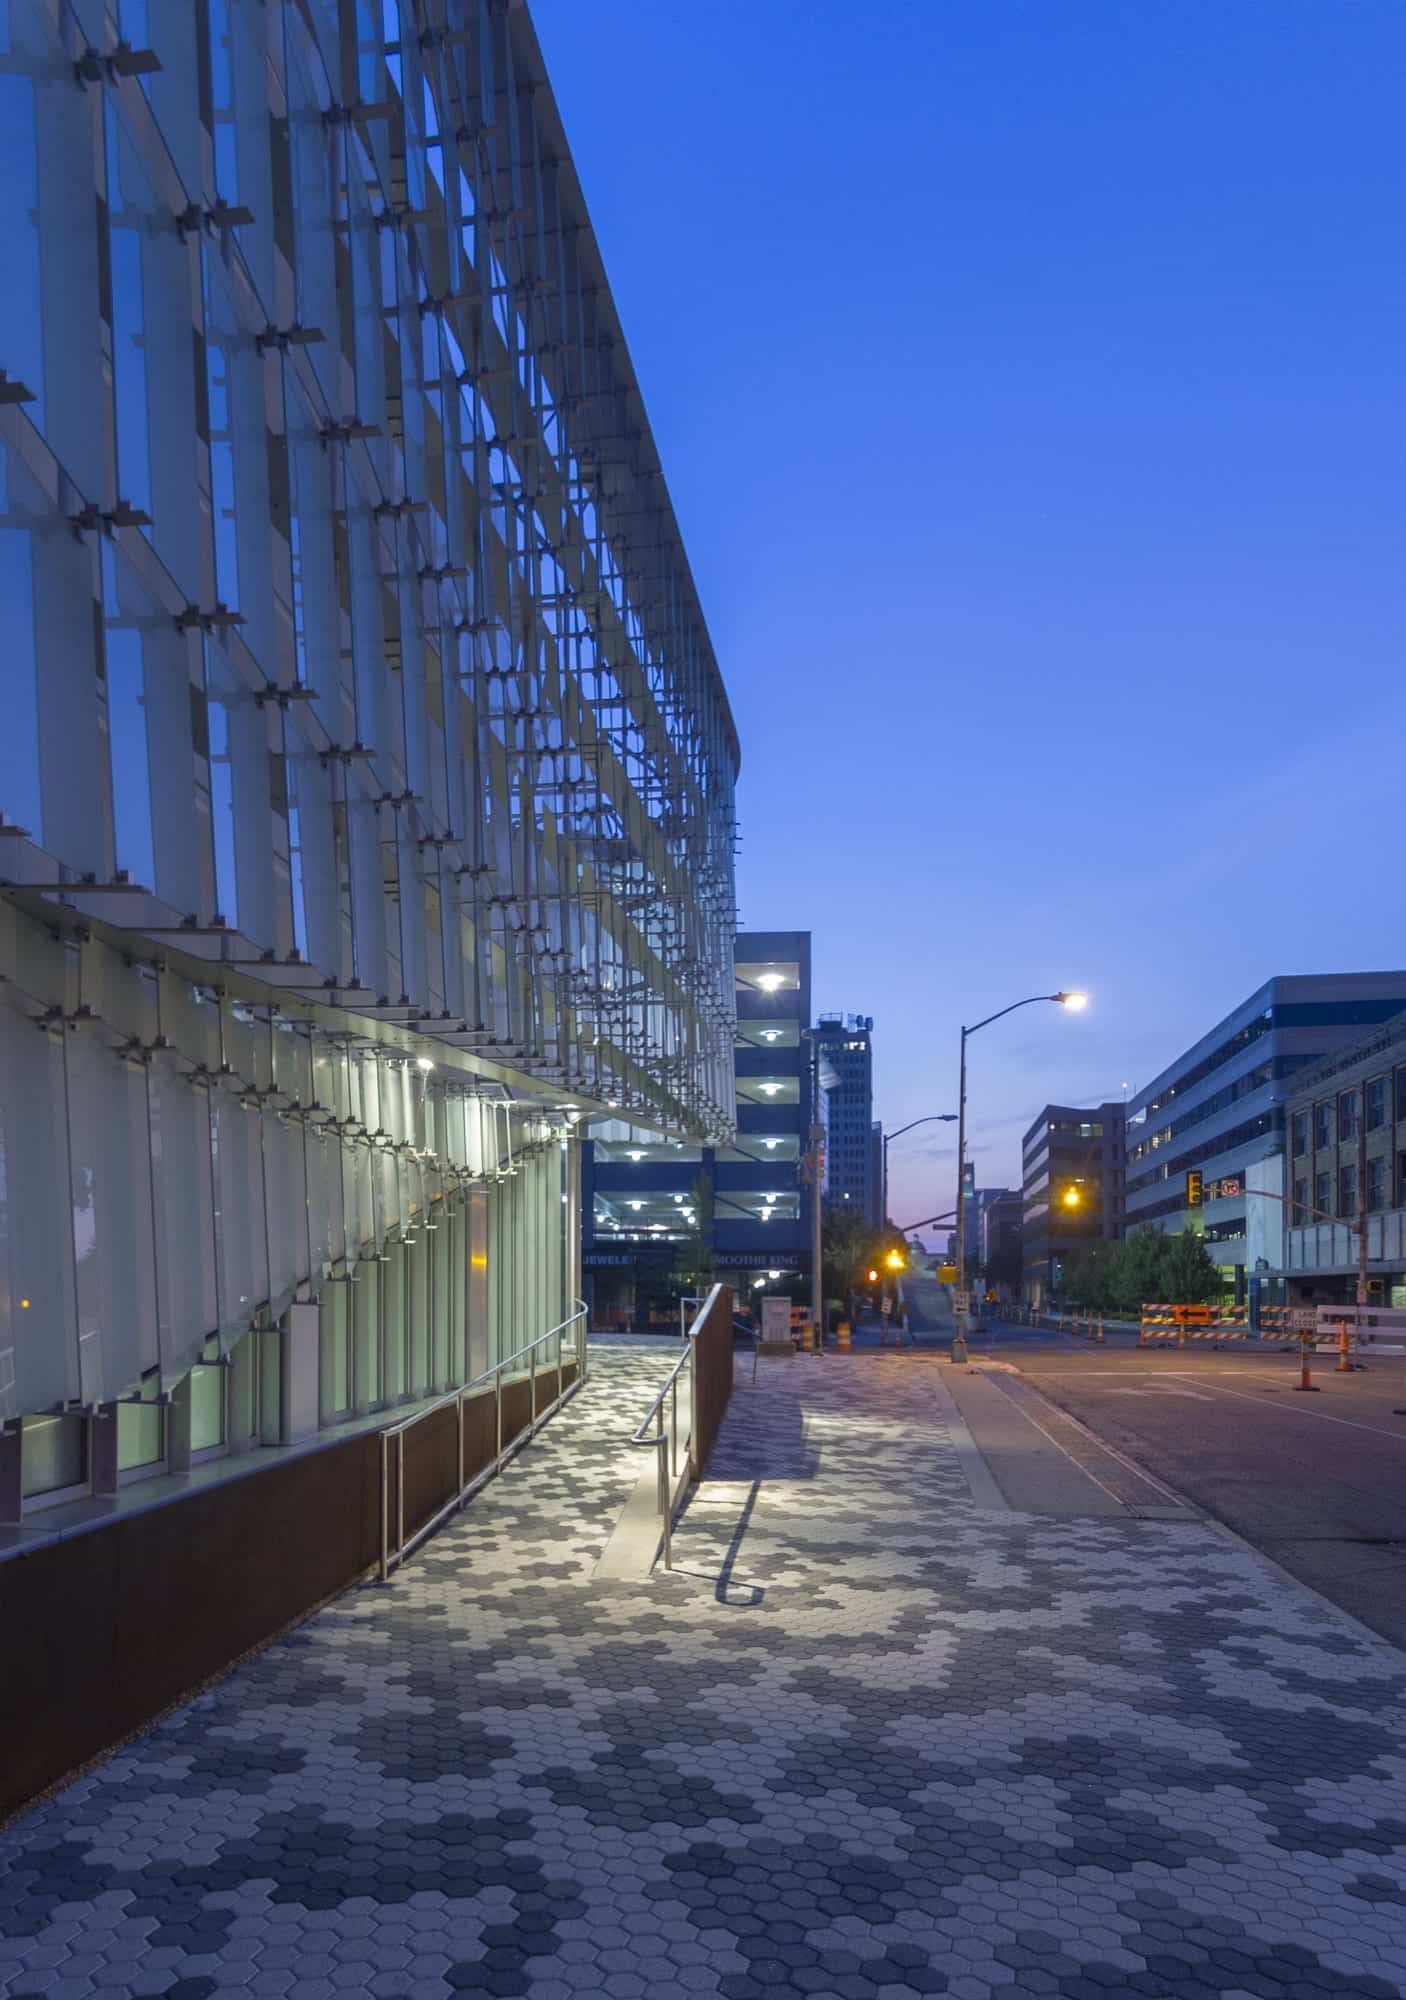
1139,1303,1249,1348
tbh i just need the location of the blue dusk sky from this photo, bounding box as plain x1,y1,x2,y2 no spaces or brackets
531,0,1406,1237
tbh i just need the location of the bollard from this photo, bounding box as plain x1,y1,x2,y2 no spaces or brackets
1337,1320,1353,1372
1293,1336,1318,1392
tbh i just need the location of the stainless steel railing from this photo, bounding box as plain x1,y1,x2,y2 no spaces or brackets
630,1283,723,1568
378,1299,588,1581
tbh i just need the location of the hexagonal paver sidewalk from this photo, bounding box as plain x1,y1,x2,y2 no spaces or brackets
4,1346,1406,2000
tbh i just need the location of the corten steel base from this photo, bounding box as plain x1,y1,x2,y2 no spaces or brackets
0,1359,579,1824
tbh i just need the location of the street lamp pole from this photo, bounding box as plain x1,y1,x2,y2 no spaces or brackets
954,991,1087,1361
882,1113,958,1227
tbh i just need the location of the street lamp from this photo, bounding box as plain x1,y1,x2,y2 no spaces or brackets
954,991,1087,1357
882,1113,958,1226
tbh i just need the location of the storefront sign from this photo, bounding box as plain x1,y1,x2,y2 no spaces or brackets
583,1249,671,1269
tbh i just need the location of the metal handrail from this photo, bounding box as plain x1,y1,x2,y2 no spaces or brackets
379,1298,588,1580
630,1284,720,1568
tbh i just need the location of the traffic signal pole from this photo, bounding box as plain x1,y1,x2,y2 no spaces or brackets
1229,1180,1370,1309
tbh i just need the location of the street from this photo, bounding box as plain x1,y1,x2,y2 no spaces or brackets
890,1274,1406,1651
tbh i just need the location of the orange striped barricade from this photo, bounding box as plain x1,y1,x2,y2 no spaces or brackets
1211,1308,1248,1348
1139,1304,1179,1347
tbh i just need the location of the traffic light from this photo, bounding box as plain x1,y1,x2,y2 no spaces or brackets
1186,1170,1203,1207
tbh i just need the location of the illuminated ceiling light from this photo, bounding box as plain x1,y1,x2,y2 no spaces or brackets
759,1084,780,1097
767,1269,780,1279
756,972,784,992
763,1138,780,1150
760,1030,780,1043
628,1201,643,1211
627,1150,643,1161
416,1056,435,1072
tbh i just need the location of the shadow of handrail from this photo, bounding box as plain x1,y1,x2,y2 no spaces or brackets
714,1478,764,1607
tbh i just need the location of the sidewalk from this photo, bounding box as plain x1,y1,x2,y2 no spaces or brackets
4,1347,1406,2000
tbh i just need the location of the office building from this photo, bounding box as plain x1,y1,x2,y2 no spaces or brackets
1279,1011,1406,1305
1022,1104,1126,1304
978,1189,1023,1289
1124,975,1406,1300
0,0,737,1802
815,1013,880,1224
584,932,810,1328
958,1158,977,1263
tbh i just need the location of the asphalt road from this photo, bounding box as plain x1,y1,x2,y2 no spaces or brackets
969,1317,1406,1651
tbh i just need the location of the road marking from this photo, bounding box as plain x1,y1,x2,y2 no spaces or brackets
1164,1374,1406,1443
1108,1387,1212,1401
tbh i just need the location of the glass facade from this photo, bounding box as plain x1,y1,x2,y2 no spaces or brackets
0,0,735,1519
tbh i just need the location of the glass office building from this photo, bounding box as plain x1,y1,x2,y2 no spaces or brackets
0,0,737,1524
815,1014,880,1226
1124,974,1406,1300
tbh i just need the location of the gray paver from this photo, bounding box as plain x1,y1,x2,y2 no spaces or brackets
2,1349,1406,1999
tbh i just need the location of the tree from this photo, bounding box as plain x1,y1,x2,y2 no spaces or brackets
822,1206,910,1319
822,1205,877,1303
668,1175,715,1296
1161,1227,1222,1305
1054,1226,1226,1315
